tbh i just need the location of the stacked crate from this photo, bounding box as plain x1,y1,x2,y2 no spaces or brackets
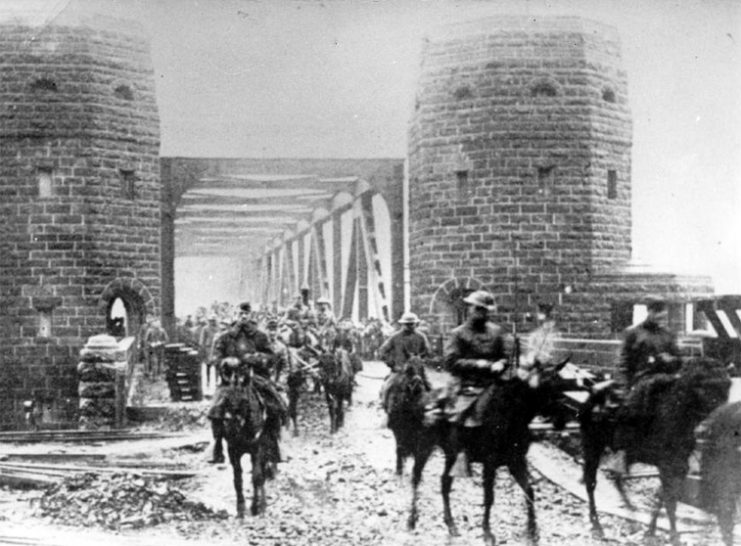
163,344,202,402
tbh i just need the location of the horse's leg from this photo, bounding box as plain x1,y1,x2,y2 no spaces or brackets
717,494,736,546
441,449,459,536
407,431,435,530
250,448,266,516
482,460,496,546
337,393,345,429
611,450,635,510
651,472,681,546
582,431,606,537
510,458,538,545
645,491,663,541
288,385,299,437
326,391,336,433
228,447,245,518
393,429,404,477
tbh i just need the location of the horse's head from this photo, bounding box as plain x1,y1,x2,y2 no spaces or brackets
221,386,251,438
401,354,426,398
678,357,731,419
517,355,575,430
317,351,337,377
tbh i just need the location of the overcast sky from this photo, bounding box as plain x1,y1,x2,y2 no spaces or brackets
8,0,741,294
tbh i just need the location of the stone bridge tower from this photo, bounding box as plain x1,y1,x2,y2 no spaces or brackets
0,7,161,428
408,16,711,337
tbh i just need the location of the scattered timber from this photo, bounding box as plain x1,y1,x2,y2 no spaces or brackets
0,429,186,444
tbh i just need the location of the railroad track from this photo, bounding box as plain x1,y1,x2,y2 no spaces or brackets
0,429,186,444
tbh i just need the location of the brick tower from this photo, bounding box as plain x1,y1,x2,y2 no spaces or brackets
408,16,712,337
0,6,161,428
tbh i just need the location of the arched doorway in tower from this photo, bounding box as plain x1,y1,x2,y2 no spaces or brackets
428,276,486,340
102,288,147,341
107,297,128,337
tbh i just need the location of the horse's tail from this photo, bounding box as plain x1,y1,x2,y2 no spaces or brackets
698,400,741,513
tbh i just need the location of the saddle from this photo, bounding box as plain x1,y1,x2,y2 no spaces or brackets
423,385,493,428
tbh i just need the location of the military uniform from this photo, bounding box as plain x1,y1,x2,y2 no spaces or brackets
443,319,508,425
266,321,290,383
613,299,681,457
208,311,287,464
379,318,432,411
618,318,680,390
439,291,508,427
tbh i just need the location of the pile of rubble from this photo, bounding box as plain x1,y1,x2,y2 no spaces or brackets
33,472,228,530
152,404,210,432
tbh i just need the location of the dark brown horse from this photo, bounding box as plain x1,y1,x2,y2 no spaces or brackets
385,354,429,476
579,357,731,545
220,379,271,517
318,347,354,433
697,399,741,546
407,359,573,546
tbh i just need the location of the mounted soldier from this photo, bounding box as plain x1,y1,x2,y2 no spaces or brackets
207,302,287,467
610,295,682,476
442,290,509,426
379,311,432,412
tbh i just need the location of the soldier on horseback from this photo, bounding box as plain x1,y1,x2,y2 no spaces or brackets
379,311,432,412
610,295,681,476
442,290,509,427
207,302,287,467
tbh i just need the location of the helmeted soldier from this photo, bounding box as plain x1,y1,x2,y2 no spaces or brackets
442,290,509,426
617,296,680,390
378,311,432,412
266,318,290,383
335,318,363,374
143,318,169,376
610,295,682,476
198,314,220,368
207,302,286,466
315,297,337,351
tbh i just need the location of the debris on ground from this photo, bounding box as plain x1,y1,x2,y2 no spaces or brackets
33,472,228,530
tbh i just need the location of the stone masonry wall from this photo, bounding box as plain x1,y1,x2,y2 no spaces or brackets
408,16,712,337
0,14,161,429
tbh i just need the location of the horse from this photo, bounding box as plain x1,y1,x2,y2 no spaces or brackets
318,347,354,433
384,354,430,476
697,400,741,546
407,358,573,546
283,346,320,437
578,357,731,545
220,379,271,517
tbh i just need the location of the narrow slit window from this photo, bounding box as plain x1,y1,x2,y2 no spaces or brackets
120,168,136,200
532,82,557,97
456,170,470,200
537,165,555,196
607,170,618,199
38,310,52,338
38,167,53,198
602,88,616,103
114,84,134,100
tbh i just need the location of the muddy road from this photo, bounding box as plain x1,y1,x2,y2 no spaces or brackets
0,361,728,545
